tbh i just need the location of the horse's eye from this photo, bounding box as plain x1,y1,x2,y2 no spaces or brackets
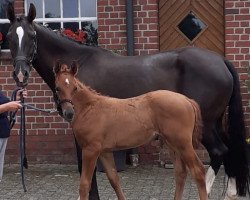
73,87,77,93
6,32,12,40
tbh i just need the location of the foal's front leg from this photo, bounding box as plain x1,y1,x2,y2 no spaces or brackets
79,145,100,200
99,152,126,200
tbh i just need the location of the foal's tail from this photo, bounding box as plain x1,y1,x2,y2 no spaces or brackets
223,59,250,196
188,99,203,148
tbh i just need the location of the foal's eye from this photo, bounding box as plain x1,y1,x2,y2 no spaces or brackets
73,87,77,92
55,87,60,92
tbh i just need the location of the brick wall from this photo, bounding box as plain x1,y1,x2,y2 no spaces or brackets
98,0,159,55
225,0,250,138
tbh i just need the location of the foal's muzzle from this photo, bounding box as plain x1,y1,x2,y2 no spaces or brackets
63,109,74,122
58,99,75,122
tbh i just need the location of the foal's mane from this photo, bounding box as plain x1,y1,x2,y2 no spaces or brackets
74,77,102,96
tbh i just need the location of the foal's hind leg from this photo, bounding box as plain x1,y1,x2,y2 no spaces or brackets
178,145,207,200
99,152,126,200
169,149,188,200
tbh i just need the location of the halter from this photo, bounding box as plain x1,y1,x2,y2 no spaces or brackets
58,99,74,108
13,28,37,69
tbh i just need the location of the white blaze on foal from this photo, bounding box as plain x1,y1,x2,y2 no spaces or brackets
65,78,70,85
16,26,24,48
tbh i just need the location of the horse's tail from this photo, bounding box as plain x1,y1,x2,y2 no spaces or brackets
223,59,250,196
188,99,203,148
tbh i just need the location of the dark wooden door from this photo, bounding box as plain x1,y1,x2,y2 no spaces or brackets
159,0,224,55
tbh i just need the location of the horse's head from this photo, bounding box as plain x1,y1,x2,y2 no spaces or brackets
54,61,79,122
7,3,37,87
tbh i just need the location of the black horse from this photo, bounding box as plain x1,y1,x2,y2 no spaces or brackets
6,3,249,199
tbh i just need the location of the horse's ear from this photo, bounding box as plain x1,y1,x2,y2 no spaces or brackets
71,61,79,76
53,60,61,75
7,3,16,23
27,3,36,23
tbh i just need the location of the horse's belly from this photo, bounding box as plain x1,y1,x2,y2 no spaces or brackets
102,117,157,151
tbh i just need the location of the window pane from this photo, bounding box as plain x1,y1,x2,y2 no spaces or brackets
81,0,96,17
63,0,78,18
45,0,61,18
46,22,61,30
64,22,79,32
0,0,15,19
0,23,10,49
26,0,43,18
177,12,207,42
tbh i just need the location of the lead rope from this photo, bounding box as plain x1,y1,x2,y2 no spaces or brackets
20,93,27,192
10,88,58,192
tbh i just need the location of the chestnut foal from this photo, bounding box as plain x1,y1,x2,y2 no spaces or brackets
54,62,207,200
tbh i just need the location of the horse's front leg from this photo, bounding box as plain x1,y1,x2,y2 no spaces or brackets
99,152,126,200
79,145,101,200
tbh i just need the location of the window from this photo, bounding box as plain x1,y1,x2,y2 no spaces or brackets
0,0,97,50
177,11,207,43
0,0,14,50
25,0,97,31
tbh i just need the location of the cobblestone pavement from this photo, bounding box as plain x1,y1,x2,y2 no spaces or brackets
0,164,249,200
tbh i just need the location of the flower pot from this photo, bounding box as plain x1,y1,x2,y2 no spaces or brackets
97,150,127,172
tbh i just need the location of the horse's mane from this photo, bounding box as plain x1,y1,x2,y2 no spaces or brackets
34,22,85,45
33,22,110,52
75,78,102,96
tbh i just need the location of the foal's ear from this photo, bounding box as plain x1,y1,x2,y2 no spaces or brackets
7,3,16,23
53,60,61,75
27,3,36,23
71,61,79,76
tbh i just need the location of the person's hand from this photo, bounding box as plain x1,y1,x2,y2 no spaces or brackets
16,89,27,100
5,101,22,112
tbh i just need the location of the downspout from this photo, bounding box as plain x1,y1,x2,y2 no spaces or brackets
125,0,134,56
125,1,139,167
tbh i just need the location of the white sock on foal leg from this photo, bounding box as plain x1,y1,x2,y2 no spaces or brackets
224,177,238,200
205,166,216,195
77,196,80,200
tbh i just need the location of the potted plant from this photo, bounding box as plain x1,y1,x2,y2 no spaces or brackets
61,29,87,44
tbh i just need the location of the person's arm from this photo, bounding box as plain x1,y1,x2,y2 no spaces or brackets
0,101,22,114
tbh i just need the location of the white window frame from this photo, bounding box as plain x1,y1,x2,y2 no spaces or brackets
25,0,97,29
0,18,11,52
0,0,97,52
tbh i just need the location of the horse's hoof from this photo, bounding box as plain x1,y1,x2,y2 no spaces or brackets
224,194,238,200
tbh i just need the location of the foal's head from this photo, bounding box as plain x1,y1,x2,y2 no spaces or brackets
54,61,79,122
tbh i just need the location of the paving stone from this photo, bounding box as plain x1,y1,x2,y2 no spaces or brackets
0,164,249,200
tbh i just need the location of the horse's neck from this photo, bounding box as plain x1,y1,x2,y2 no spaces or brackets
32,23,98,91
72,83,100,115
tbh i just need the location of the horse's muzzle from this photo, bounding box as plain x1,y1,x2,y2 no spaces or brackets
12,67,29,87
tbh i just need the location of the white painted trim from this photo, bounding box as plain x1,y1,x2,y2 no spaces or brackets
0,17,97,24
